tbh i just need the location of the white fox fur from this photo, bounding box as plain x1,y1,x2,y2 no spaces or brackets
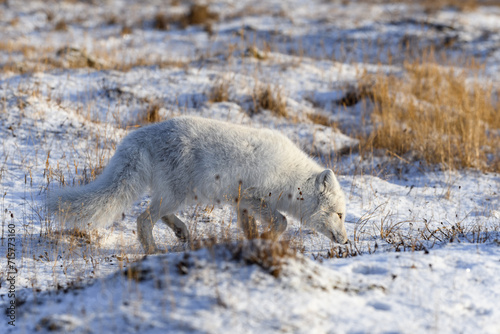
48,116,348,253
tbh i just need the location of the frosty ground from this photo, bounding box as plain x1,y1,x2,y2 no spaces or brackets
0,1,499,333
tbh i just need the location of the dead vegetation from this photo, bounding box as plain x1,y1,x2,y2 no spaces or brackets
153,4,218,31
192,239,297,278
124,239,297,281
137,100,165,124
153,12,172,30
208,78,230,103
229,239,296,278
306,112,335,127
361,59,500,172
54,20,69,31
245,46,268,60
0,43,188,74
360,0,500,12
335,83,374,107
120,25,133,36
184,4,218,26
251,83,288,117
56,47,101,68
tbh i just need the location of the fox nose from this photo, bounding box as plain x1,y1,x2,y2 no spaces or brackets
332,232,349,244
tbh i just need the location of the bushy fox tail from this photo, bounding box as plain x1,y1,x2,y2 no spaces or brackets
47,139,152,230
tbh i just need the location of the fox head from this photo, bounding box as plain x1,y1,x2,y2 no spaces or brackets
306,169,348,244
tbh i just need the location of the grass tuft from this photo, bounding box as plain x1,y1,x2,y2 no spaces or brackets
360,0,494,13
208,79,230,103
153,4,218,31
153,12,172,30
307,112,335,127
137,100,165,124
336,84,374,107
357,59,500,172
183,4,219,27
252,83,288,117
230,239,295,278
54,20,68,31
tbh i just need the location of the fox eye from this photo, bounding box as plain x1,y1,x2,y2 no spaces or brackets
337,213,343,220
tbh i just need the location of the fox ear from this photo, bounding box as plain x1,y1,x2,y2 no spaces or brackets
316,169,336,193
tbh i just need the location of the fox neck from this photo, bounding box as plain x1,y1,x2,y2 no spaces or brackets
276,174,318,222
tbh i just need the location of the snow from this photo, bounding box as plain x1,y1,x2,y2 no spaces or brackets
0,0,499,333
8,242,500,334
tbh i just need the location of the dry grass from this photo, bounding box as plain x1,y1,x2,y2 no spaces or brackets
9,17,20,26
245,46,268,60
137,100,165,124
360,0,500,12
120,25,133,36
208,79,230,103
336,84,374,107
0,41,41,57
153,12,173,31
188,238,297,278
358,58,500,172
230,239,296,278
105,14,120,25
0,42,189,74
153,4,218,31
307,112,335,127
226,4,287,21
54,20,69,31
182,4,219,27
252,83,288,117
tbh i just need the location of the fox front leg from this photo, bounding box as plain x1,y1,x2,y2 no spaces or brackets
244,198,287,240
161,214,190,242
260,209,288,240
237,207,258,239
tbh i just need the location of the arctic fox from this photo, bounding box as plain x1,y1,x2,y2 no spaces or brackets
48,116,348,253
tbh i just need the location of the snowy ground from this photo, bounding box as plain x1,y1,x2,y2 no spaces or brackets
9,241,500,334
0,1,499,333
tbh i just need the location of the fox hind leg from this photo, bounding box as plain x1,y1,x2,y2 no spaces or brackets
161,214,190,242
137,198,179,254
137,207,162,254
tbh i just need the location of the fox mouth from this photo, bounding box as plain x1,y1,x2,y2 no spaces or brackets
331,231,338,243
331,231,348,244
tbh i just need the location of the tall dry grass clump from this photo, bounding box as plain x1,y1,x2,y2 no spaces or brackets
252,83,288,117
363,59,500,171
208,79,230,103
137,100,164,124
361,0,499,12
